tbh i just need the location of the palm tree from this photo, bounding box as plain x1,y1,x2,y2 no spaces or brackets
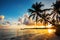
52,1,60,36
28,1,60,36
28,2,51,24
49,1,60,24
42,11,49,28
28,2,44,24
46,0,60,36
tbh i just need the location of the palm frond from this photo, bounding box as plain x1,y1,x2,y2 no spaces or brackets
29,15,32,19
51,3,55,7
36,2,38,6
45,14,49,17
36,15,38,22
32,4,36,10
39,2,44,7
38,19,43,23
28,9,35,13
42,9,51,11
32,14,35,20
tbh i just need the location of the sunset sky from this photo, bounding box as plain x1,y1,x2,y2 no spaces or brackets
0,0,56,21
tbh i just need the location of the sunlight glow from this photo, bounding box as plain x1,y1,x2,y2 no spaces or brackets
46,24,53,28
48,29,56,34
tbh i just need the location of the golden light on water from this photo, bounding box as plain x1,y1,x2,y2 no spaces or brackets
1,24,56,37
48,29,56,34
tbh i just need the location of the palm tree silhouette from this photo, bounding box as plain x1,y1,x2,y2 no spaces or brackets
28,1,60,36
49,1,60,24
28,2,51,24
42,11,49,27
28,2,44,23
51,1,60,36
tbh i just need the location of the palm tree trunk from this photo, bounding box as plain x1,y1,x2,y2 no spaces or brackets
56,14,58,23
43,20,46,28
52,12,56,19
55,25,60,36
37,13,60,36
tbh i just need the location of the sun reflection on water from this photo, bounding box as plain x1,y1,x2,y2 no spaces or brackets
1,24,56,37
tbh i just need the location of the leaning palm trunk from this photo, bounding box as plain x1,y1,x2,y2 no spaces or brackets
37,13,60,36
28,1,60,36
56,14,59,23
55,24,60,36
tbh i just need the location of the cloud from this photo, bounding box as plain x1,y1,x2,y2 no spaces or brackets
18,13,35,25
0,15,5,21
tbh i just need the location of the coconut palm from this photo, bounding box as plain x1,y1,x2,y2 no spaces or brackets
28,2,51,24
53,1,60,14
42,11,49,27
28,0,60,30
28,2,44,23
52,1,60,36
49,1,60,24
46,0,60,36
